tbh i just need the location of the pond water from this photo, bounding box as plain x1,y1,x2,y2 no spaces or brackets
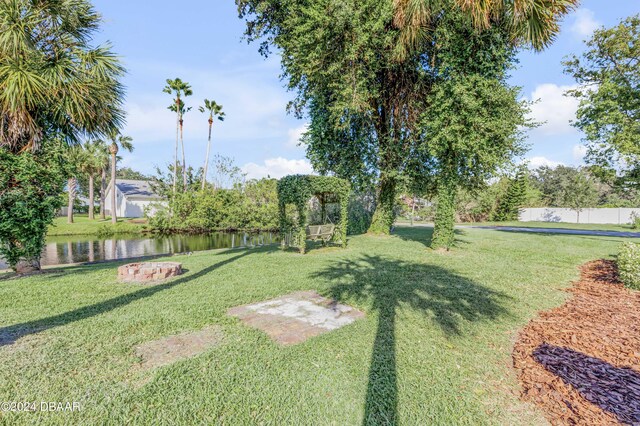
0,232,279,269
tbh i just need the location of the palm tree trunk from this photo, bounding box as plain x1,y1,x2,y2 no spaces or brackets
100,168,106,220
88,174,95,220
202,120,213,190
173,113,179,194
111,153,117,224
180,120,187,191
67,177,76,224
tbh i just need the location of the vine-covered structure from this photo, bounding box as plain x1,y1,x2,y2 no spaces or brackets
277,175,350,254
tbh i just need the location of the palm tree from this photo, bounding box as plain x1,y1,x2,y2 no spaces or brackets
163,78,193,193
90,140,112,220
393,0,579,54
65,147,86,224
0,0,125,273
198,99,225,190
0,2,125,154
81,140,109,220
107,133,133,224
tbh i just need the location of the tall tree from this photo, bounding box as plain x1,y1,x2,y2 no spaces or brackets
237,0,576,236
565,171,599,223
93,139,111,220
564,14,640,175
492,167,530,222
81,140,108,220
199,99,225,190
108,133,133,224
530,165,599,209
65,146,86,224
394,0,579,54
163,79,193,193
418,75,531,248
0,0,125,272
238,0,428,234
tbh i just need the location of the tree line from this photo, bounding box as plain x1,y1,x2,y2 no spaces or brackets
401,164,640,223
1,1,638,272
237,1,638,248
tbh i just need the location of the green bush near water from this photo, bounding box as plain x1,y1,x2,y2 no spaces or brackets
150,179,281,233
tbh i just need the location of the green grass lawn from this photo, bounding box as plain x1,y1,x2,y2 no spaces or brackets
48,215,148,236
396,218,635,233
471,220,635,232
0,227,628,424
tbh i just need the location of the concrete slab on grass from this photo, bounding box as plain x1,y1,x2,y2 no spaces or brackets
228,291,364,345
135,326,222,370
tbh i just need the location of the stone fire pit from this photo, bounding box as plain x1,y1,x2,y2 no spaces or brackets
118,262,182,283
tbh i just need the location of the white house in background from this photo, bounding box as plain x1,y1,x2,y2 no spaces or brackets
104,179,166,218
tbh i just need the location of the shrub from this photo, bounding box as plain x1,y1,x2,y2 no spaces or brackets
149,179,281,233
0,142,66,272
95,222,146,237
630,212,640,230
347,192,376,235
618,242,640,290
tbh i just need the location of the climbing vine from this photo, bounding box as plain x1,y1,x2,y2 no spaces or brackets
277,175,350,253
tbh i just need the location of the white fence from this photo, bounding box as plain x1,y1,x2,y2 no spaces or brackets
519,208,640,225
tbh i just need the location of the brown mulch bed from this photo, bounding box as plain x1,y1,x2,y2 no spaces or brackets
513,260,640,425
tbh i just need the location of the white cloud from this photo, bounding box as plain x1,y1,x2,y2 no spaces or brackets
570,9,600,39
527,84,580,135
286,123,309,148
125,102,175,142
572,144,587,162
524,156,564,169
242,157,314,179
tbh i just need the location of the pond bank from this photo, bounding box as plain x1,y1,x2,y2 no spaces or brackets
1,231,280,270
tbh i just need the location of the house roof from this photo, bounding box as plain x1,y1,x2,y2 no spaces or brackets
112,179,163,200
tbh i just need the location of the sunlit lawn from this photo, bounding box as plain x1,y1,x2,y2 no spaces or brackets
48,215,148,236
0,227,628,424
396,219,635,233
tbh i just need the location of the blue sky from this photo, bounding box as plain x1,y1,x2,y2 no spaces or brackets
92,0,640,179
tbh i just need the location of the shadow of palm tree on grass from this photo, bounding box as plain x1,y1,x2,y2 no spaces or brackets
534,344,640,424
393,225,468,250
312,254,511,425
0,248,264,347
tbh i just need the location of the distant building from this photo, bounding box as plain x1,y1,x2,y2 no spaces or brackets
104,179,166,218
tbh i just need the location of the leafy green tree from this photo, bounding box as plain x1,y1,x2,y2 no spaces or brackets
164,79,193,193
107,133,133,223
241,178,279,229
420,76,531,248
492,167,530,222
0,0,125,272
237,0,575,237
116,167,150,181
530,165,599,214
238,0,430,234
564,14,640,174
565,171,599,222
0,140,67,273
151,163,204,200
199,99,225,190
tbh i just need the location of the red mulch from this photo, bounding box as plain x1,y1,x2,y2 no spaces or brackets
513,260,640,425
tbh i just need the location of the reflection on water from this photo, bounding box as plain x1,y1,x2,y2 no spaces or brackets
0,232,278,269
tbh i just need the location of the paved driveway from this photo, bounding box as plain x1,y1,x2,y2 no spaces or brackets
470,226,640,238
